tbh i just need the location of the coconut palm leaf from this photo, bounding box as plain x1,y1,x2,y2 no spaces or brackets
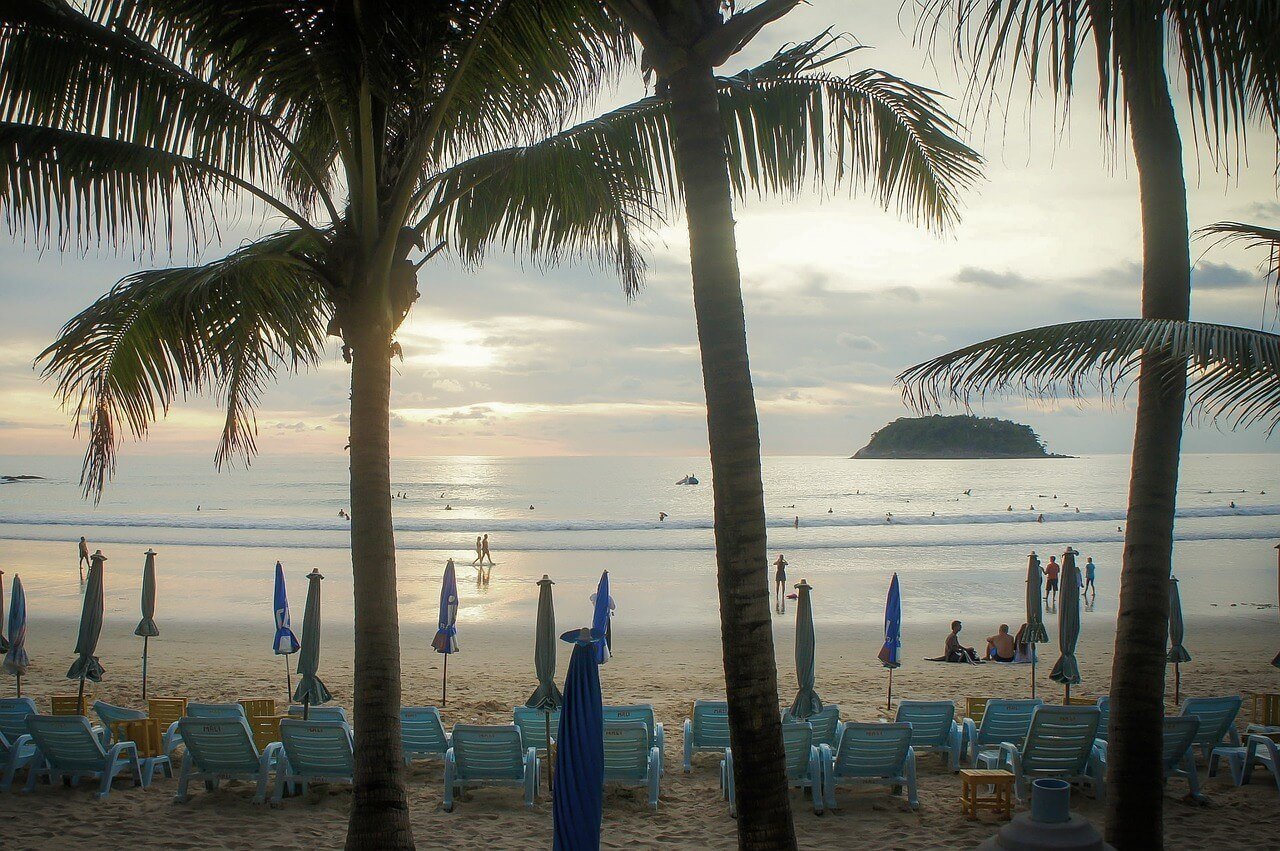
37,229,331,498
898,318,1280,434
1198,220,1280,314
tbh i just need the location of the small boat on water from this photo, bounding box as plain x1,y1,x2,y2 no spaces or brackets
675,474,700,485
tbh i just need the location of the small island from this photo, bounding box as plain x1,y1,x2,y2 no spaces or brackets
852,415,1068,459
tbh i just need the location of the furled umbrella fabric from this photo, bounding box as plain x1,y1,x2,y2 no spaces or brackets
590,571,612,665
1025,551,1049,697
3,575,28,695
878,573,902,712
292,568,331,713
432,559,459,705
0,569,8,655
789,579,823,719
553,628,604,851
135,549,160,698
1167,576,1191,703
527,575,563,711
1273,544,1279,668
68,550,107,686
1049,550,1082,694
273,560,300,695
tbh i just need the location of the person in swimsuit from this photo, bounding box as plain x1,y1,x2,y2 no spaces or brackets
471,536,483,568
985,624,1016,662
78,536,90,571
944,621,980,664
773,554,788,612
1044,555,1061,606
481,534,494,568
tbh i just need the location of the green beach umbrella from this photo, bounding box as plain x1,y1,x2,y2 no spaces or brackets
528,575,563,789
789,579,822,719
292,568,331,718
1167,576,1191,704
68,550,107,708
135,549,160,699
1024,551,1049,698
1049,549,1082,703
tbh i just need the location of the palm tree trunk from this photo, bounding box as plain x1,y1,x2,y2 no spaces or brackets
665,63,797,850
346,316,414,850
1106,9,1191,849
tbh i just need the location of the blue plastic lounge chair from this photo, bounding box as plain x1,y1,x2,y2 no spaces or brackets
1093,715,1201,802
1180,696,1242,776
978,705,1101,802
164,702,246,759
287,705,350,724
963,698,1043,767
0,698,37,792
683,700,729,772
603,720,662,809
895,700,963,771
273,719,355,803
23,714,144,799
1224,734,1280,793
723,721,822,816
92,701,147,745
174,716,282,804
783,704,843,750
403,707,451,766
443,724,537,812
513,706,560,755
603,705,664,773
1094,697,1112,744
820,722,918,810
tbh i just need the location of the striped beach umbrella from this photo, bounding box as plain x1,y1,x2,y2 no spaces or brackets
1049,549,1082,703
1024,552,1049,698
292,568,331,718
135,549,160,698
590,571,612,665
69,550,107,708
273,561,300,695
1167,576,1191,704
878,573,902,712
553,627,604,851
3,576,28,696
432,559,459,705
789,579,822,719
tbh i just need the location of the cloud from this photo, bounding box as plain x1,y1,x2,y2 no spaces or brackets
1240,201,1280,220
837,333,882,352
884,286,921,302
1193,261,1256,290
954,266,1036,290
432,378,464,392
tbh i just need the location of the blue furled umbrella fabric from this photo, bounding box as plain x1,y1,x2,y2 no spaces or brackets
553,628,604,851
273,561,301,655
878,573,902,711
432,559,460,705
0,570,8,655
1049,550,1083,697
590,571,612,665
4,576,28,695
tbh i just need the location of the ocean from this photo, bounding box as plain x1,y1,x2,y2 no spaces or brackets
0,453,1276,634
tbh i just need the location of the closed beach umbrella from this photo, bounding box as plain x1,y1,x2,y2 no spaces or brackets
273,561,301,695
1273,544,1279,668
0,569,8,655
553,627,604,851
878,573,902,712
789,579,822,719
1049,549,1082,702
292,568,331,717
69,550,108,707
432,559,459,705
528,575,563,790
1167,576,1191,704
134,549,160,698
590,571,612,665
1025,552,1049,698
3,576,28,696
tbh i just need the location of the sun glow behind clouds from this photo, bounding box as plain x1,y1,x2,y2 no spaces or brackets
398,319,497,369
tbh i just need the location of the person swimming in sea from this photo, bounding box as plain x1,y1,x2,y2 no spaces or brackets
659,512,668,522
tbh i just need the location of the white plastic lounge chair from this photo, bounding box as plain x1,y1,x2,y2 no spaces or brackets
164,701,246,759
443,724,537,812
722,721,822,816
92,701,147,745
977,705,1101,802
403,707,451,766
683,700,729,772
1181,696,1243,777
287,705,350,724
603,705,664,773
174,716,282,804
23,714,144,800
604,720,661,809
820,722,918,810
895,700,963,771
513,706,560,755
783,704,843,750
962,698,1042,767
1094,696,1112,744
273,719,354,803
1224,734,1280,794
0,698,37,792
1093,715,1201,802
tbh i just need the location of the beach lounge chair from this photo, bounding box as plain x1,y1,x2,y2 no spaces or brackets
403,707,451,766
273,719,355,803
23,714,144,799
977,705,1101,802
895,700,963,771
1094,697,1112,744
443,724,537,812
174,716,282,804
1223,734,1280,794
0,698,37,792
683,700,730,772
783,704,843,750
962,698,1042,767
820,722,918,810
1092,715,1201,802
287,705,350,724
603,720,662,809
1180,696,1242,776
603,705,664,772
92,701,146,745
512,706,560,756
164,702,246,759
722,721,822,816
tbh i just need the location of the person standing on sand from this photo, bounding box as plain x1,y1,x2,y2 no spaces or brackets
481,534,495,568
78,536,90,571
773,554,788,613
1084,557,1097,599
1044,555,1061,606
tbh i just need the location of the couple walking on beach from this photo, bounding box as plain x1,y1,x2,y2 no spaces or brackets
472,534,494,582
1038,550,1099,606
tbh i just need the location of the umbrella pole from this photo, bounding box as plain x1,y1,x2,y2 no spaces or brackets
1175,663,1181,705
442,654,448,707
285,656,292,698
1031,656,1036,700
1064,683,1070,705
77,675,86,714
142,635,149,699
886,668,893,713
545,710,553,792
304,698,310,721
14,673,19,698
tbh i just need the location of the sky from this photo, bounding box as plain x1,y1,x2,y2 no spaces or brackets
1,1,1278,467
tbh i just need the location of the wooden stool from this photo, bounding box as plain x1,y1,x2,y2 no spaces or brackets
966,697,991,725
239,698,276,719
50,695,90,716
247,714,287,751
960,769,1014,820
1251,693,1280,727
114,718,172,785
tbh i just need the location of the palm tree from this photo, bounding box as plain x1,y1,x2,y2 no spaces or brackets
598,2,980,846
907,3,1280,846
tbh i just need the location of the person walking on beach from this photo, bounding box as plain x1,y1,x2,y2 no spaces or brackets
77,536,90,574
471,536,483,568
1084,557,1097,599
1044,555,1061,606
481,534,494,568
773,554,788,613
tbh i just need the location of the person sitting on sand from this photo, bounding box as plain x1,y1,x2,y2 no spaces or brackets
943,621,981,664
1013,623,1034,663
985,624,1016,662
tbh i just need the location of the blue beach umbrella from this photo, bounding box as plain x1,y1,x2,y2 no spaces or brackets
1049,549,1083,703
3,576,28,696
553,627,604,851
878,573,902,712
590,571,612,665
273,561,300,696
432,559,460,705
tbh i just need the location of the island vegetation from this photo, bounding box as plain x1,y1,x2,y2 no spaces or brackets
852,414,1066,459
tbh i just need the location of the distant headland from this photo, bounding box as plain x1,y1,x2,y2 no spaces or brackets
852,415,1069,459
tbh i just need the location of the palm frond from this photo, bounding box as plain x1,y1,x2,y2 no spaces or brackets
37,230,331,499
898,318,1280,434
1198,219,1280,314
